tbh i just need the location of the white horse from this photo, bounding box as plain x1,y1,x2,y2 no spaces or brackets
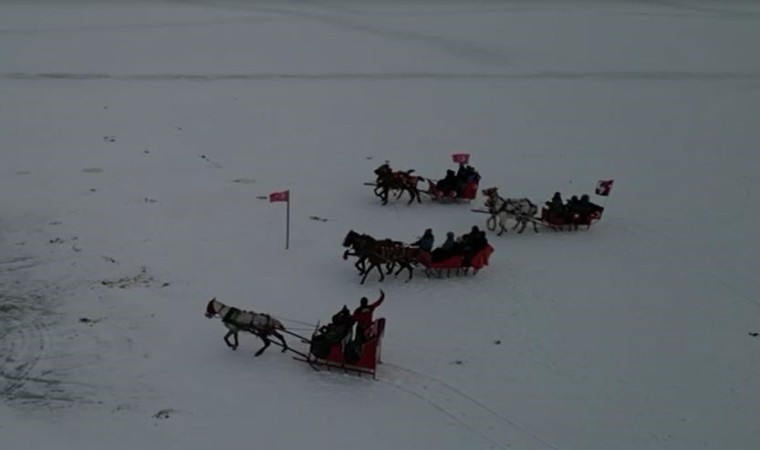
482,187,539,235
204,298,288,356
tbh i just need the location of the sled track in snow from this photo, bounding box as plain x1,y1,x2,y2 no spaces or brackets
0,320,47,399
382,363,561,450
0,253,94,408
3,71,760,83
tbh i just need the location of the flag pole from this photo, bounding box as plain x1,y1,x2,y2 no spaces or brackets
286,192,290,250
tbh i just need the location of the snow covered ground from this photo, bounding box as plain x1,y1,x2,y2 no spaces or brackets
2,0,760,448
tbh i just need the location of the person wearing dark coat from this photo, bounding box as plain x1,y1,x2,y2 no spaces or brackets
461,226,488,265
564,195,580,218
545,192,564,214
411,228,435,252
455,164,479,195
432,231,456,261
440,231,455,250
328,305,355,341
575,194,591,216
436,170,458,195
460,226,480,247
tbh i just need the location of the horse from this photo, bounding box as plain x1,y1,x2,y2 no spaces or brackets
342,230,377,273
342,230,402,276
481,187,539,235
204,298,288,356
359,244,422,284
373,163,422,205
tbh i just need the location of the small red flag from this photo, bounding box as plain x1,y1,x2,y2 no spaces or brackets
595,180,614,196
269,190,289,202
452,153,470,164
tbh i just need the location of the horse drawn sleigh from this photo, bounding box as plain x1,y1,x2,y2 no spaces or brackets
342,229,494,283
204,297,386,379
473,187,605,235
364,159,480,205
293,314,385,379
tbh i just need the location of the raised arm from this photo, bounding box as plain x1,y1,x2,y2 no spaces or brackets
370,289,385,309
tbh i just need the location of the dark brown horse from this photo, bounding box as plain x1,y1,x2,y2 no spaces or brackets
342,230,425,284
342,230,402,275
373,163,422,205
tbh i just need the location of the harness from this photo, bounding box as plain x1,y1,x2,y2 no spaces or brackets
222,306,241,324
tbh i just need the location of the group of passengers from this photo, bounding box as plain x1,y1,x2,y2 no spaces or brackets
544,192,601,221
410,226,489,265
314,290,385,346
435,163,480,197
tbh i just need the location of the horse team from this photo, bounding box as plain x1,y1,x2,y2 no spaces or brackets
342,230,422,284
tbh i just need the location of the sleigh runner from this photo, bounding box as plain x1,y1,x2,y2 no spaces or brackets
414,244,494,278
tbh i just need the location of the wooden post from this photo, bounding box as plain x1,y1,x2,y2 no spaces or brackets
286,193,290,250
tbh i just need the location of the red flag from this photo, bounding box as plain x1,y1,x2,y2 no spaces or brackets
269,190,289,202
595,179,614,196
452,153,470,164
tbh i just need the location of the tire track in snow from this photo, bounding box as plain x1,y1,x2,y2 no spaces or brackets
381,363,561,450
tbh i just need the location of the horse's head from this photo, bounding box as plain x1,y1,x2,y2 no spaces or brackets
205,298,218,318
374,163,391,177
342,230,358,248
482,187,498,198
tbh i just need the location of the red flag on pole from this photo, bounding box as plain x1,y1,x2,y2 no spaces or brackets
452,153,470,164
269,190,290,249
269,190,289,202
595,179,614,196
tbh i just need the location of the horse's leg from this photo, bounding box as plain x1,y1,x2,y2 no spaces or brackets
272,330,288,352
224,330,237,350
497,214,507,236
360,262,375,284
394,262,404,277
254,335,271,357
354,256,365,274
405,262,414,282
376,261,385,282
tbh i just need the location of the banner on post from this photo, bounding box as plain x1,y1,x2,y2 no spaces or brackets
269,190,289,202
269,189,290,249
595,179,614,196
452,153,470,164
